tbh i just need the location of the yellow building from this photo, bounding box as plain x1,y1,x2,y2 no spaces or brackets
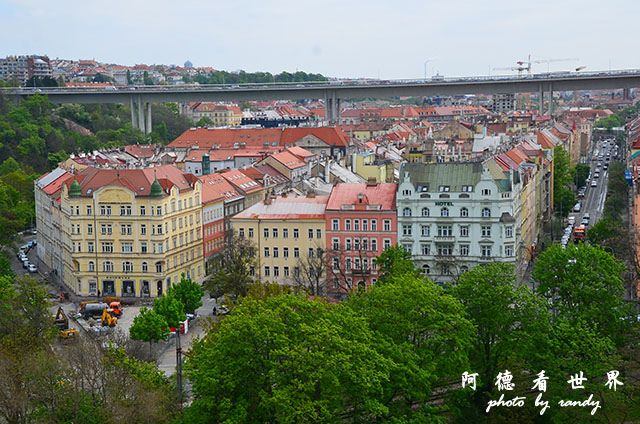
53,165,203,298
352,152,394,183
231,195,328,286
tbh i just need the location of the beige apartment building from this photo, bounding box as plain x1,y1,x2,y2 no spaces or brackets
231,195,328,286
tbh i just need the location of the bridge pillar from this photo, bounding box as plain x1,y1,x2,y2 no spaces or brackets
538,85,543,116
137,96,144,133
130,96,137,129
146,102,152,134
331,91,337,125
623,88,631,100
548,83,553,116
336,98,341,123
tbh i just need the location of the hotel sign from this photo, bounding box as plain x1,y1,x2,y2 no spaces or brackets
435,201,453,206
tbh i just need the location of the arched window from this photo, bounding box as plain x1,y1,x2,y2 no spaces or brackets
403,207,412,216
156,262,163,273
460,265,469,273
422,264,430,274
103,261,113,272
422,207,430,217
441,207,449,217
482,208,491,218
123,261,133,273
142,262,148,273
88,261,95,272
460,207,469,217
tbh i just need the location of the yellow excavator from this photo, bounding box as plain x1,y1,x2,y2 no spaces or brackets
54,306,79,339
101,308,118,327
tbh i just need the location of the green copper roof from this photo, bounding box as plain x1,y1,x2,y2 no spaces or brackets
150,179,164,197
69,179,81,197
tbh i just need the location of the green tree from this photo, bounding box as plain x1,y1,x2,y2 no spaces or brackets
143,71,153,86
0,254,14,278
450,263,551,422
204,232,256,299
185,295,392,423
574,163,590,188
532,243,630,345
374,244,420,284
0,158,20,176
348,275,474,421
553,146,574,217
195,117,214,127
129,307,170,357
167,275,203,313
153,294,186,329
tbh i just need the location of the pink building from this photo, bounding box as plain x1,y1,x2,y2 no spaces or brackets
325,182,397,297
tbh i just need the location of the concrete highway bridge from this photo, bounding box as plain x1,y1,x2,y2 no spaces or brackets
3,70,640,133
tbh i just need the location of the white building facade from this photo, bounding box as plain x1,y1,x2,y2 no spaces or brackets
396,162,523,284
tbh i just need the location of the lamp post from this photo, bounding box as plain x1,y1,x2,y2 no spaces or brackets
424,59,435,80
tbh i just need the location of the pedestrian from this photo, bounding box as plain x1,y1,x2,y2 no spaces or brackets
213,306,217,316
97,289,101,298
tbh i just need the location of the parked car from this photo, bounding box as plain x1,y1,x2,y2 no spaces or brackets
591,180,598,187
23,259,29,268
583,213,590,221
28,264,37,273
568,216,576,226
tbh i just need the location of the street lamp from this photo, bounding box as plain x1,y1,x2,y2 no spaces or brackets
424,59,435,80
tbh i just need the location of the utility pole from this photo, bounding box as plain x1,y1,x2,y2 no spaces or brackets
176,328,183,404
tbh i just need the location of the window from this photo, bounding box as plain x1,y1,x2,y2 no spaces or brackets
460,265,469,273
103,261,113,272
88,261,95,272
439,185,450,192
273,266,280,277
264,266,270,277
332,238,340,251
86,205,92,215
346,238,352,251
87,224,93,235
308,248,314,258
401,189,412,196
156,206,162,216
294,248,299,258
421,225,430,236
362,238,368,250
294,267,300,278
354,238,360,251
437,225,453,237
482,208,491,217
332,257,340,269
293,228,299,239
141,242,148,253
101,224,112,235
482,188,491,196
422,207,430,217
123,261,133,273
460,225,469,237
142,262,148,273
402,224,412,236
371,220,377,231
156,262,162,273
505,226,513,238
481,245,492,257
421,244,430,255
441,207,449,217
249,266,255,277
462,185,473,192
120,205,132,216
346,257,352,270
100,205,111,216
383,238,391,249
437,244,453,256
371,239,378,251
402,244,412,252
440,264,450,275
283,266,290,277
140,206,146,216
282,228,288,238
121,224,132,235
239,228,245,238
141,224,146,235
362,219,368,231
505,245,513,257
403,207,412,216
460,207,469,217
156,224,163,235
383,220,391,231
481,225,491,237
316,229,322,239
121,242,133,253
422,264,430,275
308,228,314,239
248,228,254,238
283,247,289,258
264,247,270,257
273,247,279,258
460,244,469,256
87,241,94,253
272,228,278,238
345,219,352,231
101,242,113,253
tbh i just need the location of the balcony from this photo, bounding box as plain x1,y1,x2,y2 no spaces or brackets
434,235,454,242
479,256,492,261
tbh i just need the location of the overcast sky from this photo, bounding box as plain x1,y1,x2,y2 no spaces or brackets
1,0,638,79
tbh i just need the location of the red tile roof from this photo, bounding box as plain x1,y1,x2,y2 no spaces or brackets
326,183,397,211
270,151,306,170
124,144,155,158
219,170,263,194
233,196,329,220
199,173,241,204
